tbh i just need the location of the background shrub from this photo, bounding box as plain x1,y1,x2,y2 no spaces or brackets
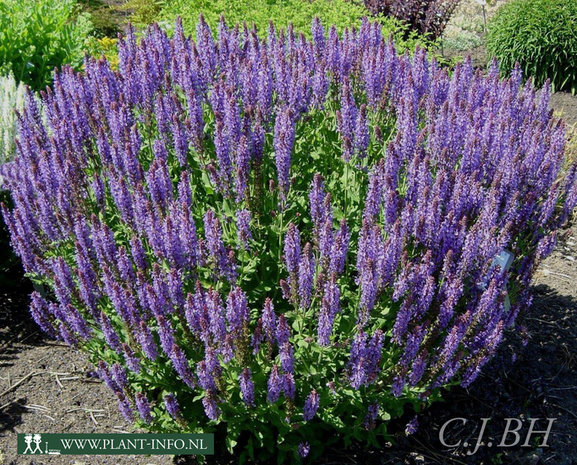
486,0,577,94
2,19,576,463
77,0,123,38
120,0,165,28
158,0,426,50
85,36,120,70
160,0,366,35
362,0,461,40
0,73,26,178
0,0,93,90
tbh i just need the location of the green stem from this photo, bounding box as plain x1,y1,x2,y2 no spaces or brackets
273,197,285,300
278,202,284,267
344,160,350,219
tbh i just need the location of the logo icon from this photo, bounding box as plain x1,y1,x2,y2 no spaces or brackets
22,434,44,454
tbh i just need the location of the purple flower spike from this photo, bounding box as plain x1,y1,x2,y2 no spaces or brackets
204,209,237,283
170,344,196,389
122,343,141,373
303,389,319,421
329,220,350,275
276,314,290,346
164,393,181,420
116,391,133,422
111,363,128,389
239,368,255,407
298,243,315,309
137,320,158,361
405,415,419,435
267,365,282,404
298,442,311,458
283,223,301,275
202,392,221,421
226,286,249,336
283,373,295,400
135,392,153,423
236,209,252,250
100,312,122,354
97,361,120,393
274,107,295,198
309,174,327,230
318,277,340,346
29,292,58,338
364,402,379,431
279,342,294,373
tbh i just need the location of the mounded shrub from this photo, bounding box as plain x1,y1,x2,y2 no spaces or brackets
362,0,460,40
0,0,93,90
77,0,123,39
2,17,576,462
486,0,577,94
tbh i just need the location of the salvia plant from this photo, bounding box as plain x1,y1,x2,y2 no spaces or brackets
0,73,26,187
362,0,461,40
1,16,576,462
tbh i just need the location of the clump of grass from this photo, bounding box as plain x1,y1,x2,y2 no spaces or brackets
487,0,577,94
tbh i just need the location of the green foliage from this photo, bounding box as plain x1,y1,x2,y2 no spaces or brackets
85,36,120,69
119,0,165,28
486,0,577,94
442,31,482,52
77,0,122,38
158,0,427,51
440,0,485,53
0,0,93,90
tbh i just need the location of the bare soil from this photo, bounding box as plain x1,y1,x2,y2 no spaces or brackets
551,93,577,128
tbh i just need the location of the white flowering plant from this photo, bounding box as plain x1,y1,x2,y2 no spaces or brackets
0,73,26,188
